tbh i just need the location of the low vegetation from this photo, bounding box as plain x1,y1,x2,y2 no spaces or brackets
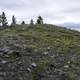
0,24,79,80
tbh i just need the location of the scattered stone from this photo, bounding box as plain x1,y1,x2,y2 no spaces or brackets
67,61,71,64
0,48,4,52
34,49,38,52
1,60,7,64
64,65,69,68
31,62,37,68
0,72,6,76
27,68,31,72
44,52,48,55
47,47,51,50
3,48,10,54
50,55,55,58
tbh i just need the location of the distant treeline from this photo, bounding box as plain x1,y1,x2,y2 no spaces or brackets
0,12,44,26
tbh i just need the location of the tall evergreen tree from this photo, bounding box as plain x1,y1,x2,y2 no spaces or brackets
0,15,2,26
12,15,16,25
0,15,2,23
1,12,8,26
30,19,34,25
21,21,25,25
37,16,43,24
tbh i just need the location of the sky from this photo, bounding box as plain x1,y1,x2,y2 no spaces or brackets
0,0,80,25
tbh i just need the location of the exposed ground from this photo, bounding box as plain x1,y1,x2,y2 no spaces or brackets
0,24,80,80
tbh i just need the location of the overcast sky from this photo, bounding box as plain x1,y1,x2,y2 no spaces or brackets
0,0,80,24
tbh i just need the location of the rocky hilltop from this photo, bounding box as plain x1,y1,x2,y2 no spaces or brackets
0,24,80,80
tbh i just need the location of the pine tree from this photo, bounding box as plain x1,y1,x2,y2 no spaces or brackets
12,15,16,25
0,15,2,23
21,21,25,25
1,12,8,26
37,16,43,24
30,19,34,25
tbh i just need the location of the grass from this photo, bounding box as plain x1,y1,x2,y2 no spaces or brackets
0,24,80,79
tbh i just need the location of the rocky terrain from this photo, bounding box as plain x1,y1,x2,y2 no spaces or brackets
0,24,80,80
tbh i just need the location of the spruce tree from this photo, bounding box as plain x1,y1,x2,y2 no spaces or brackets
30,19,34,25
1,12,8,26
0,15,2,23
12,15,16,25
37,16,43,24
21,21,25,25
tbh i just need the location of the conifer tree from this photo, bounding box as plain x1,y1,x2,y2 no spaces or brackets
37,16,43,24
30,19,34,25
21,21,25,25
0,15,2,23
12,15,16,25
1,12,8,26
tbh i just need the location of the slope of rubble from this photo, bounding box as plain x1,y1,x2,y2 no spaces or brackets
0,24,80,80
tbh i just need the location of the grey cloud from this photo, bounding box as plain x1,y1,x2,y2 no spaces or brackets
0,0,80,24
61,8,80,14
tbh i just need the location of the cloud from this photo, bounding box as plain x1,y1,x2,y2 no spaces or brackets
0,0,80,24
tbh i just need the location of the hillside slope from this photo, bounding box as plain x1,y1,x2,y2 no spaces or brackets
0,24,80,80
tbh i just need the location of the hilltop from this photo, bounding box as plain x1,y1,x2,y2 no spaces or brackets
0,24,80,80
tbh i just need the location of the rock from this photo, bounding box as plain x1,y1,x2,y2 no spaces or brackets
0,52,3,55
31,62,37,68
67,61,71,64
0,48,10,56
0,48,4,52
64,65,69,68
7,50,13,55
3,48,10,54
0,72,6,76
4,55,9,58
27,68,31,72
34,49,38,52
1,60,7,64
47,46,51,50
44,52,48,55
18,61,23,65
50,55,55,58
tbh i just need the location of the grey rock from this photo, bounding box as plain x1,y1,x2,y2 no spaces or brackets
31,62,37,68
